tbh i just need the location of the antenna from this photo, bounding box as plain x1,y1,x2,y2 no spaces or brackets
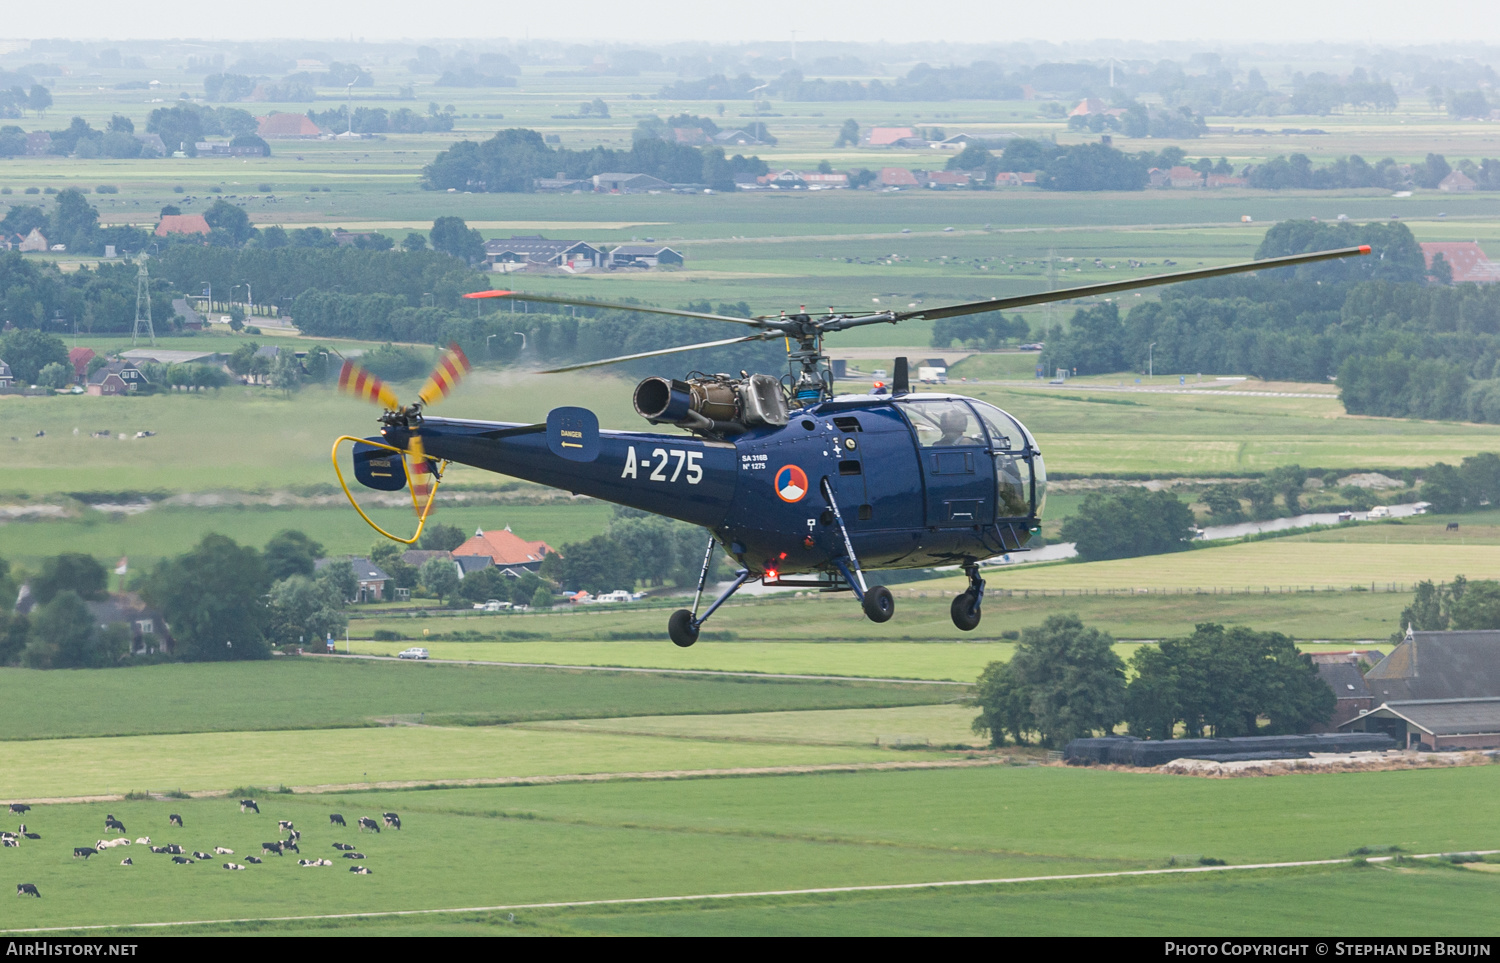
133,257,156,346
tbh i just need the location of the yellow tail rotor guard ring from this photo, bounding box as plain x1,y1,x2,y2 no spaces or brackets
331,435,445,545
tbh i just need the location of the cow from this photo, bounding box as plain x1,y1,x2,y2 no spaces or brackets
382,813,401,830
245,856,263,864
278,820,295,832
164,844,184,855
192,851,212,861
120,858,132,866
104,815,126,833
171,856,193,865
214,847,234,855
8,804,30,815
95,840,114,850
342,852,365,860
239,799,260,814
149,846,167,854
298,859,316,867
21,832,38,841
168,814,183,827
286,829,301,842
1448,522,1461,531
357,817,381,833
3,838,17,848
262,841,284,856
282,840,300,854
16,883,40,897
329,813,346,827
349,866,371,875
223,863,244,871
73,847,96,859
332,843,354,851
135,837,150,845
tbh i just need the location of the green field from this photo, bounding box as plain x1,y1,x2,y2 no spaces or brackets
0,659,952,741
4,765,1497,934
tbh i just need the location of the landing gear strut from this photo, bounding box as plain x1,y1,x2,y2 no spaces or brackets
951,562,984,632
668,536,749,647
822,477,893,624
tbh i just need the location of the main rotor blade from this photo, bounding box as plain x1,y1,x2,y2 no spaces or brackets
881,245,1372,325
463,289,781,329
538,333,777,374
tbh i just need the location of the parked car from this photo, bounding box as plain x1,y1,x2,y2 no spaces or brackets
472,599,511,612
1367,506,1391,519
397,647,429,660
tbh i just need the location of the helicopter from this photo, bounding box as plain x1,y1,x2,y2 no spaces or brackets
333,244,1369,646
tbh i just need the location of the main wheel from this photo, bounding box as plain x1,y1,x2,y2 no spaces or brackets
862,585,895,623
668,609,700,648
951,591,982,631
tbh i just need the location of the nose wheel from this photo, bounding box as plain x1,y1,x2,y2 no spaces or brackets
950,562,985,631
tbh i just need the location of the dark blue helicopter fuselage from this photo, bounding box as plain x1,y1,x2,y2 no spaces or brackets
385,392,1044,577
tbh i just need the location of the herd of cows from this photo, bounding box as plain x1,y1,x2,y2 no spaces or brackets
7,799,401,898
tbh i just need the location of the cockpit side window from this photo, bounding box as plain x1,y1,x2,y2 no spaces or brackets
899,400,985,447
970,401,1030,451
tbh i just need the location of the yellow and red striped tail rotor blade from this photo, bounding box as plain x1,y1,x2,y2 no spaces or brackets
417,343,472,408
337,360,400,410
407,433,434,517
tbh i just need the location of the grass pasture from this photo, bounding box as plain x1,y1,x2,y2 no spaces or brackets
4,765,1498,935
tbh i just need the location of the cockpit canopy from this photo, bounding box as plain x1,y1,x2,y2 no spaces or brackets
893,397,1047,521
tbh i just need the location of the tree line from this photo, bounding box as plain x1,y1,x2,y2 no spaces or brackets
970,615,1333,748
420,127,768,193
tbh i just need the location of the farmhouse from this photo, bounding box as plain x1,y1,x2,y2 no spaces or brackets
592,172,671,193
1438,170,1477,192
68,347,95,384
452,527,556,575
483,236,604,272
1419,242,1500,284
878,167,920,188
995,171,1038,187
87,594,173,656
922,171,972,190
863,127,916,147
86,361,148,396
609,244,684,268
1311,659,1374,731
0,357,13,388
257,113,323,138
18,228,49,252
155,214,211,238
1334,628,1500,749
713,129,768,147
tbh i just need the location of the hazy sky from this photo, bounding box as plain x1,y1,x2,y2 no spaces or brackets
5,0,1499,47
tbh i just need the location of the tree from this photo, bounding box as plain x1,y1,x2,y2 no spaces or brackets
429,216,485,263
1200,485,1245,523
419,556,460,603
1058,488,1197,562
27,85,52,116
1446,579,1500,630
418,523,467,552
1239,480,1279,520
269,352,303,396
401,232,428,252
1265,464,1309,515
263,530,324,583
976,614,1126,748
317,560,359,605
203,199,254,246
37,361,72,389
31,553,108,606
265,575,348,648
23,591,123,668
1126,624,1333,738
48,188,100,254
530,585,553,610
833,118,860,148
970,660,1034,747
141,534,270,661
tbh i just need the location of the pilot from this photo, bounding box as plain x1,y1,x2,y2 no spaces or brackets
936,409,971,445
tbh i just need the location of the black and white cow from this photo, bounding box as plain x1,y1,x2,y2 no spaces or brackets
349,866,371,875
240,799,260,814
164,844,184,855
342,852,365,860
192,851,212,861
214,847,234,855
168,814,183,827
2,838,17,848
262,841,284,856
16,883,40,897
171,856,193,865
382,813,401,830
72,847,96,859
8,804,30,815
357,817,381,833
278,820,295,832
329,813,346,827
332,842,354,851
223,863,244,871
104,815,126,833
120,858,132,866
149,846,167,854
245,856,263,864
